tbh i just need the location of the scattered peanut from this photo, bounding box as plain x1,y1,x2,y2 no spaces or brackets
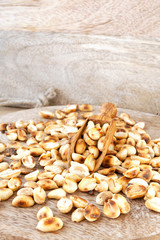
48,188,66,199
71,208,85,222
0,188,13,201
37,206,53,221
8,177,22,191
12,195,35,207
33,186,46,204
36,217,63,232
57,197,73,213
84,204,100,222
70,195,88,208
103,199,120,218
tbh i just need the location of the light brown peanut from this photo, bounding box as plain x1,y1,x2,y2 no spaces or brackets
36,217,63,232
84,204,100,222
37,206,53,221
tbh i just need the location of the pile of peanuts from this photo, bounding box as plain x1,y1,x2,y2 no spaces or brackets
0,104,160,233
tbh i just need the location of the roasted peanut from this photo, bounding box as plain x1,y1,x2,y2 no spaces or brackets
25,170,39,181
53,174,65,187
84,204,100,222
48,188,66,200
120,113,135,125
65,173,81,182
30,147,45,157
6,130,18,141
8,177,22,191
75,138,86,154
37,206,53,221
37,179,58,190
98,167,115,176
84,154,95,171
36,217,63,232
108,178,122,194
35,131,46,142
116,148,128,161
79,104,93,112
145,197,160,213
88,146,99,158
39,111,54,119
72,153,85,163
69,162,89,179
126,183,147,199
127,137,136,146
40,140,60,151
0,168,21,179
63,178,78,193
83,133,96,146
122,159,140,169
59,144,70,160
24,181,38,189
144,187,156,200
12,195,35,207
0,142,6,153
103,199,120,218
70,195,88,208
112,194,130,214
130,155,150,164
71,208,85,222
114,128,128,139
22,155,36,169
17,187,33,196
0,162,9,172
33,186,46,204
0,123,7,132
38,171,55,180
0,188,13,201
95,180,109,192
44,165,63,174
102,155,121,167
63,104,78,113
123,166,140,178
96,191,113,205
57,197,73,213
36,122,45,131
94,173,109,183
97,136,105,151
137,168,153,182
0,179,8,188
54,159,68,169
51,149,61,160
55,110,66,119
78,176,96,192
129,178,148,187
150,157,160,168
17,129,27,141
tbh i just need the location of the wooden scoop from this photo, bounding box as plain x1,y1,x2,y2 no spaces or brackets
67,103,117,172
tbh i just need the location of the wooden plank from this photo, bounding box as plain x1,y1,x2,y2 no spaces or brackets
0,105,160,240
0,32,160,114
0,0,160,37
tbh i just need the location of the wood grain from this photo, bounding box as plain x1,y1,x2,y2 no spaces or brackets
0,105,160,240
0,32,160,114
0,0,160,37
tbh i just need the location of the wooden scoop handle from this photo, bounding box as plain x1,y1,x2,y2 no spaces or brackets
88,102,117,124
93,120,116,172
99,102,117,121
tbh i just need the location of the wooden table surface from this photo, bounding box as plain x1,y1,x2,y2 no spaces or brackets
0,106,160,240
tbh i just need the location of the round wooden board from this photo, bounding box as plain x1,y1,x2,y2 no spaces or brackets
0,105,160,240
